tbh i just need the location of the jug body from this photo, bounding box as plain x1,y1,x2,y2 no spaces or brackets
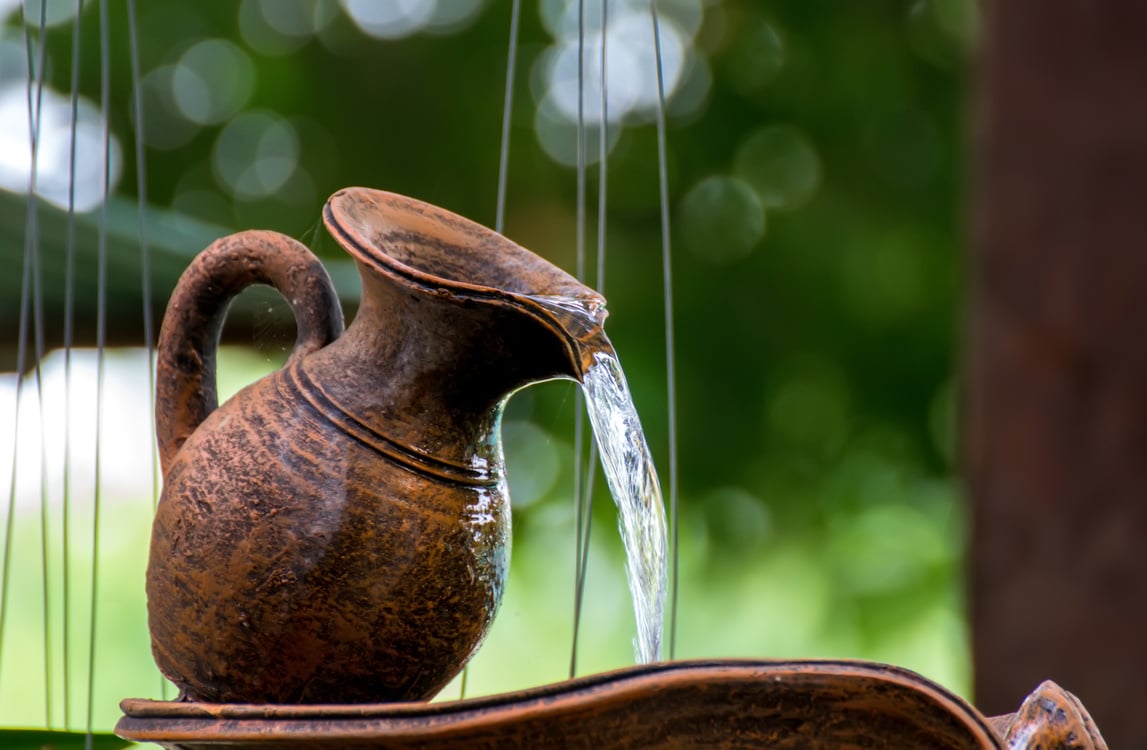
149,360,509,704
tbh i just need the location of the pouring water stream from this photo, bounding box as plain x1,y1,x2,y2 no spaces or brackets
531,295,668,664
581,348,667,663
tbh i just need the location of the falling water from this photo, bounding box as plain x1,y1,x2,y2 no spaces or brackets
527,293,668,662
580,348,668,663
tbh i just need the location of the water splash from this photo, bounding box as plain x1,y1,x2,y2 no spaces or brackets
581,348,667,663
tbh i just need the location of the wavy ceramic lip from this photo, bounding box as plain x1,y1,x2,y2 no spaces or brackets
117,659,1001,748
323,187,601,302
322,187,608,377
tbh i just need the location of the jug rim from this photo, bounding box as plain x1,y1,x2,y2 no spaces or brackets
324,187,603,307
323,187,608,378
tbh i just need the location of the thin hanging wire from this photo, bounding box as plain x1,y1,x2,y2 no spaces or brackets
650,0,680,660
22,0,54,726
0,1,40,710
568,0,589,680
124,0,166,704
125,0,154,509
87,0,112,741
595,0,608,299
460,0,522,703
495,0,521,234
61,0,84,726
571,0,609,678
0,186,31,716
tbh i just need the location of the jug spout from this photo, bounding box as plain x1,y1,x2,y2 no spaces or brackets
323,187,608,387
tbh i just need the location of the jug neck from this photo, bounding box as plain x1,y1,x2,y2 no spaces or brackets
299,263,604,476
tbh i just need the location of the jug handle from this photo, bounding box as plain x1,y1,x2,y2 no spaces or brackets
155,230,345,475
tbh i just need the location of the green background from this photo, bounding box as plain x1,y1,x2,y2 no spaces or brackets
0,0,976,732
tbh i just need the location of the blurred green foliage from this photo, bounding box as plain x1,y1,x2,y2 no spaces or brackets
0,0,976,732
0,729,130,749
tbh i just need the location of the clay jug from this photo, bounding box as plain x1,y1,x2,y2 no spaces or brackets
147,187,606,705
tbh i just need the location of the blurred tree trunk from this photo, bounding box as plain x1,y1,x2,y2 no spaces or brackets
968,1,1147,746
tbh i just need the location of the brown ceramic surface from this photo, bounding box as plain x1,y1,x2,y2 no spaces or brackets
988,681,1108,750
149,188,606,705
118,659,1002,749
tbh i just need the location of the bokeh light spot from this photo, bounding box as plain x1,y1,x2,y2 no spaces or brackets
503,420,561,509
828,501,953,596
239,0,337,55
723,16,784,96
173,39,256,126
543,6,683,124
863,107,942,188
839,231,929,324
703,486,772,557
17,0,82,28
0,34,28,83
341,0,435,40
0,82,121,211
140,65,201,151
928,379,957,466
212,111,299,199
425,0,487,34
533,92,620,167
679,176,764,264
734,124,821,211
767,354,851,450
906,0,979,67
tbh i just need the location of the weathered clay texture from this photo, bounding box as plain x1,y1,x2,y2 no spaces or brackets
149,188,605,704
119,660,1003,749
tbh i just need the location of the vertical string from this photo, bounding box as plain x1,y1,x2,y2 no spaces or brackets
0,6,40,707
125,0,153,511
460,0,522,703
87,0,112,741
125,0,167,705
649,0,680,660
596,0,608,298
0,197,31,720
572,0,610,677
22,0,54,726
568,0,589,680
61,0,84,726
495,0,521,235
